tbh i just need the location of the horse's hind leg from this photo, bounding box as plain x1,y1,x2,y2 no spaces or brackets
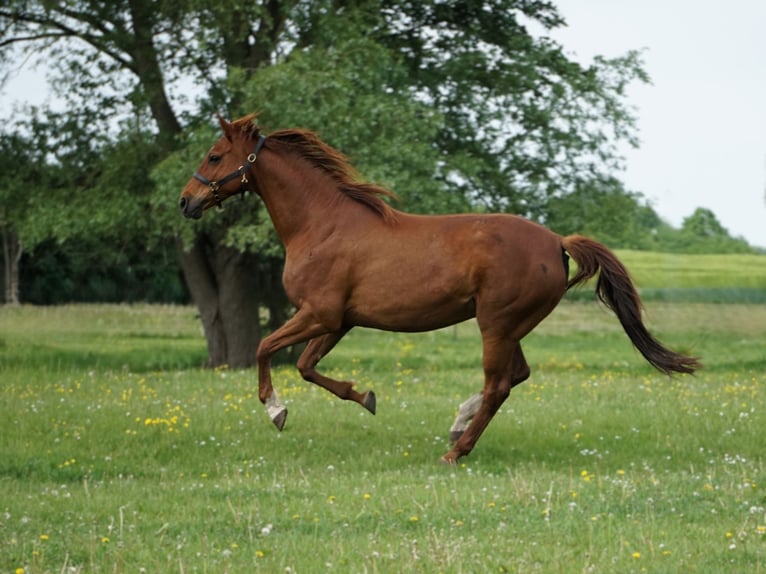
442,339,530,463
448,345,530,444
449,393,482,443
297,329,377,414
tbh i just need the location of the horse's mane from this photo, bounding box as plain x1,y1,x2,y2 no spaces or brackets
230,115,398,223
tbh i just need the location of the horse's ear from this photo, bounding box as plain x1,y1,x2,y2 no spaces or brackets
217,114,234,142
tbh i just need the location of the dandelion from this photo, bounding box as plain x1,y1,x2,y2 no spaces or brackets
255,550,265,558
409,515,419,522
39,534,49,541
327,495,336,504
15,568,24,574
632,552,641,559
101,537,110,544
756,526,765,535
363,493,371,500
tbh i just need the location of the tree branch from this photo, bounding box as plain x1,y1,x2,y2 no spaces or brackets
0,6,135,72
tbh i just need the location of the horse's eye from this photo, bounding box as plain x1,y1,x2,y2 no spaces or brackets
208,154,222,165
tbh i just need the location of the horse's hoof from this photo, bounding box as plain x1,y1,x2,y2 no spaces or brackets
363,390,376,415
272,408,288,431
440,453,458,465
449,430,463,444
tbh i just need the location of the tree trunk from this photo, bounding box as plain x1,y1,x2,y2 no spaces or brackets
125,1,263,368
177,234,263,368
2,226,22,305
127,0,182,149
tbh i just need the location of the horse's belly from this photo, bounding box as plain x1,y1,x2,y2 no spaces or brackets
344,291,476,332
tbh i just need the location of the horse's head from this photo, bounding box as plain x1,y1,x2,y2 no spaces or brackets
179,115,266,219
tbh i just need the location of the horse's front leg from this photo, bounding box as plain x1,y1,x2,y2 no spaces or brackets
297,329,377,414
256,308,330,430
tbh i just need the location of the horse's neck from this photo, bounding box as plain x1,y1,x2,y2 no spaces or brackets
253,152,341,246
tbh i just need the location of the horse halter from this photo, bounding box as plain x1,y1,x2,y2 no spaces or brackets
193,134,267,208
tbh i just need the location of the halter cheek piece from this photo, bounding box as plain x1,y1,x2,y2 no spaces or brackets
193,134,267,209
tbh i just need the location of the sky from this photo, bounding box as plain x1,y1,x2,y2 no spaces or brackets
1,1,765,247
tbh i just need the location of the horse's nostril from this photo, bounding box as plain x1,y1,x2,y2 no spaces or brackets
179,196,188,210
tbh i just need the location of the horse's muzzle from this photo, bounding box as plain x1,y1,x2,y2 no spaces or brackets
179,195,203,219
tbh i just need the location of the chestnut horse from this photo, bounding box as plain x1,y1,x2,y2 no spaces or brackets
179,115,699,463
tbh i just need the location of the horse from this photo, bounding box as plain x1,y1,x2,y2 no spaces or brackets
179,114,700,463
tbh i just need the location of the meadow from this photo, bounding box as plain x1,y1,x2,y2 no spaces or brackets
1,255,765,572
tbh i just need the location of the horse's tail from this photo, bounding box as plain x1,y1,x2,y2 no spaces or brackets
562,234,700,375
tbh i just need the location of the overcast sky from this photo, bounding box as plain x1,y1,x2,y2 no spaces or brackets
1,2,764,247
552,0,766,247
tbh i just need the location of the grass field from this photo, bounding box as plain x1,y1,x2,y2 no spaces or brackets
615,251,766,289
611,251,766,304
1,296,765,572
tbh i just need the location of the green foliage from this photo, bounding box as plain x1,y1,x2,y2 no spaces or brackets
547,187,757,254
0,128,50,245
235,36,458,214
20,239,187,304
1,302,764,571
2,0,650,219
545,177,661,249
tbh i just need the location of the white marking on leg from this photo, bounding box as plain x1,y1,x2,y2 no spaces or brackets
265,390,286,421
450,393,483,435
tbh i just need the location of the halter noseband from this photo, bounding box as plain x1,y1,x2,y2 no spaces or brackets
193,134,267,208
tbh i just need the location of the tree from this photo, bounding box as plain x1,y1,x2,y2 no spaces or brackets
682,207,729,238
0,129,51,304
674,207,753,253
544,177,662,249
1,0,647,364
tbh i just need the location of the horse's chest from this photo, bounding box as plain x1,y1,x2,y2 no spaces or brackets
282,251,344,301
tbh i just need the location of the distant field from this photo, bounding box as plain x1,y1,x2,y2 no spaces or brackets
565,250,766,303
616,251,766,289
1,300,764,573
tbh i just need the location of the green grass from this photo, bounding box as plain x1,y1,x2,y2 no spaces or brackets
602,251,766,303
1,301,765,573
615,251,766,289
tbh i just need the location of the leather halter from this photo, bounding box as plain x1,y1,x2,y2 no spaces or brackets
193,134,267,208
